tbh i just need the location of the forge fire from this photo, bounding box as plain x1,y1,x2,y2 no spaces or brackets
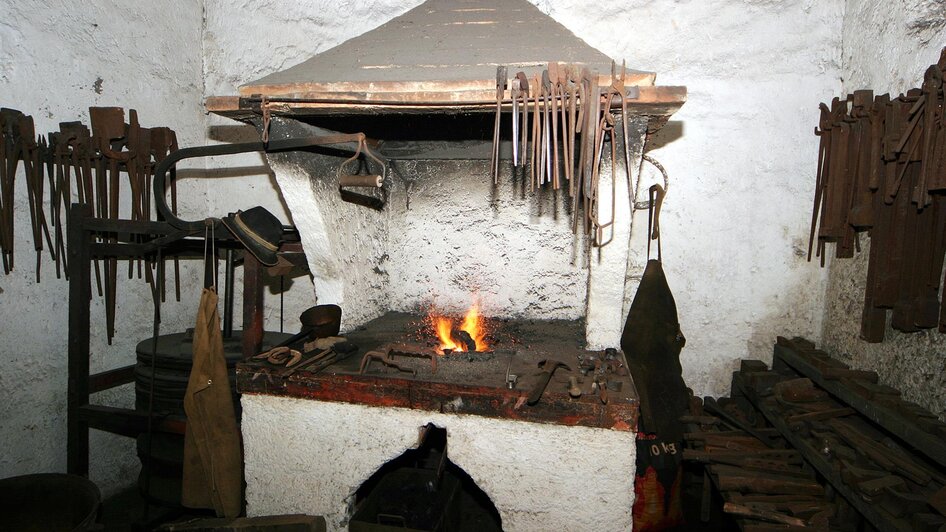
428,303,491,354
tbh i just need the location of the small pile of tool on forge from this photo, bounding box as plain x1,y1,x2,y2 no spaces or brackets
487,62,660,248
808,47,946,342
251,304,361,380
0,106,181,341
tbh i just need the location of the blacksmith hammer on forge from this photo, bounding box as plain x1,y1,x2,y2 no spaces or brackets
527,359,571,405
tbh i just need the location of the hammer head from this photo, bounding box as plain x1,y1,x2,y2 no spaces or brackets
537,359,571,372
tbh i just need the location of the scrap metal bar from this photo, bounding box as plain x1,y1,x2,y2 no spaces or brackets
774,340,946,469
153,133,371,231
734,372,912,532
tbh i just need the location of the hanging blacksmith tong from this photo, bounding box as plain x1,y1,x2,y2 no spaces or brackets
153,132,381,233
490,66,507,184
515,72,530,170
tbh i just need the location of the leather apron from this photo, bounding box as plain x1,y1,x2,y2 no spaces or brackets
182,287,243,518
622,185,688,529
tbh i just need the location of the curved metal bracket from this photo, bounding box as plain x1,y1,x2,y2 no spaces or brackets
153,133,372,231
336,135,387,185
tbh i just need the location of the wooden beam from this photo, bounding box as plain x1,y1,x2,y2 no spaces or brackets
242,254,265,359
78,405,186,438
206,86,687,123
67,204,92,476
88,365,136,394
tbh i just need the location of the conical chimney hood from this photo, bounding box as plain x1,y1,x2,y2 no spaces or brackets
208,0,685,127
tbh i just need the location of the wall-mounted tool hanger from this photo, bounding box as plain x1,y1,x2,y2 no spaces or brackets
152,132,384,233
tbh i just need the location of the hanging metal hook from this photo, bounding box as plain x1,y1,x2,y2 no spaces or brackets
336,133,387,188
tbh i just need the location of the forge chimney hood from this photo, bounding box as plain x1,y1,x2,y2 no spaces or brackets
208,0,685,134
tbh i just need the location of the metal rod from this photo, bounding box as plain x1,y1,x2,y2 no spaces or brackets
153,132,372,231
223,248,235,338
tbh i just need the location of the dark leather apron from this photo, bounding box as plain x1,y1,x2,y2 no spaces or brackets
623,185,688,530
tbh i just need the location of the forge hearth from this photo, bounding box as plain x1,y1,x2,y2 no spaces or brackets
211,1,686,528
237,311,639,430
236,312,639,530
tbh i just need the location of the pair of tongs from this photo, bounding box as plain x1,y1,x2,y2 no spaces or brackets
593,61,632,247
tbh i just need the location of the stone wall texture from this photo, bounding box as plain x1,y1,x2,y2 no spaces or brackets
0,0,208,496
820,0,946,420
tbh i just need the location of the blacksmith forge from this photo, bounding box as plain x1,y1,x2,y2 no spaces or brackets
209,0,685,529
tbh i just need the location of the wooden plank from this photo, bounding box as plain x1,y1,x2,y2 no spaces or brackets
158,514,326,531
714,473,824,497
88,364,135,393
775,341,946,469
78,405,186,438
723,503,807,527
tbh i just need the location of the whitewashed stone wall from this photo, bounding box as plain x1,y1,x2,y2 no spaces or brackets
0,1,208,496
385,160,590,320
821,0,946,420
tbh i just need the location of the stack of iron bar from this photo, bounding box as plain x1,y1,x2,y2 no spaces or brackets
683,393,844,531
0,106,180,343
808,47,946,342
725,338,946,532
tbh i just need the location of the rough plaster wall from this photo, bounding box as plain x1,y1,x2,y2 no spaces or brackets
241,395,635,531
264,121,390,330
820,1,946,419
587,118,647,349
540,0,842,396
386,160,589,319
200,0,425,334
0,1,208,496
202,0,843,398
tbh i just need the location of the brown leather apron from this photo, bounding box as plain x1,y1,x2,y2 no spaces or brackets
182,287,243,518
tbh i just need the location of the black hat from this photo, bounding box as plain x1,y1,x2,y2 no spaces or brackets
222,206,282,266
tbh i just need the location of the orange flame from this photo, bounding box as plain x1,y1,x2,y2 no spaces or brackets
430,303,489,354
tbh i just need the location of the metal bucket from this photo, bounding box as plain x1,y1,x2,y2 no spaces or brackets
0,473,101,531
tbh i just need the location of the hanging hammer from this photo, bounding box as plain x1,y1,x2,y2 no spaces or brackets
527,359,572,405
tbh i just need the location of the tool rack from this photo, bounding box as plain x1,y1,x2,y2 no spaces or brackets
64,131,370,477
65,202,302,476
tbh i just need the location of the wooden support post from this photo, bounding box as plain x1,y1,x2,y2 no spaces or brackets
67,203,92,476
242,252,264,359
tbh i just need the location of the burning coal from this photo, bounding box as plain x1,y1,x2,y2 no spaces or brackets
428,303,490,354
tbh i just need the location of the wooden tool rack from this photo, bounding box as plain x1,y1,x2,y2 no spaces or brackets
65,203,301,476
